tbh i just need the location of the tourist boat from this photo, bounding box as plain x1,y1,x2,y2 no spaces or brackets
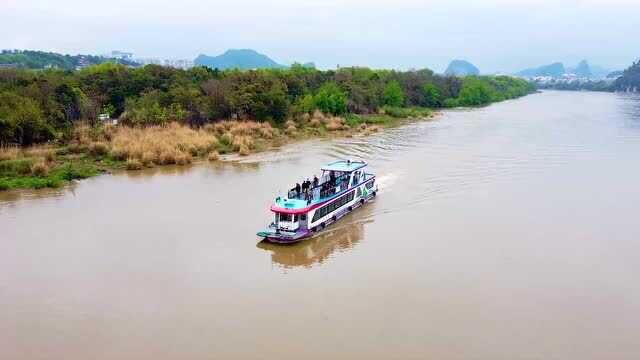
257,160,378,244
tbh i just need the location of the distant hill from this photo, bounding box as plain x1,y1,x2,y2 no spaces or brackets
444,59,479,76
0,49,138,70
517,62,565,77
194,49,285,70
571,60,592,78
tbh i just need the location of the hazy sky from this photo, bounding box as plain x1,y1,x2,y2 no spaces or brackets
2,0,639,73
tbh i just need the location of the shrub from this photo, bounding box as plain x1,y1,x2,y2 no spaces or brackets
443,98,459,108
285,125,297,136
141,151,156,167
88,142,109,156
309,118,321,127
0,146,20,161
44,150,56,162
0,158,33,177
239,144,251,156
126,158,143,170
68,143,88,154
55,162,99,181
110,147,127,161
325,116,345,131
208,151,219,161
383,80,405,107
30,160,49,177
159,150,177,165
382,106,432,118
175,152,192,165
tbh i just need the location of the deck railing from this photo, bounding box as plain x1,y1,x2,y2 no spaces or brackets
287,173,372,204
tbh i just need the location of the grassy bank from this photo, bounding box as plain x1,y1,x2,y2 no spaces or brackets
0,108,430,191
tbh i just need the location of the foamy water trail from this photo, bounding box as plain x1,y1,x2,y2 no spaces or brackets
374,172,399,194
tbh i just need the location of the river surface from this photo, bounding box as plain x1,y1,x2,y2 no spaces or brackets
2,91,640,360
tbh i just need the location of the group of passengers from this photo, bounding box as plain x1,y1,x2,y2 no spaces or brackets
291,175,320,201
290,171,352,201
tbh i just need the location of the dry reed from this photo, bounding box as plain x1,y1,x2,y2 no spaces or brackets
30,160,49,177
0,146,20,161
109,123,217,166
126,158,143,170
208,151,219,161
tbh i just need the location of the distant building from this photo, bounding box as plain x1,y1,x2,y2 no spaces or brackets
163,59,194,69
134,57,194,70
75,55,91,70
110,51,134,61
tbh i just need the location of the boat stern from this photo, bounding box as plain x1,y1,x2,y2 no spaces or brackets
257,228,312,244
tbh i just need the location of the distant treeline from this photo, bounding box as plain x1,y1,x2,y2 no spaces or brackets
614,60,640,92
0,50,138,71
0,63,534,145
534,60,640,92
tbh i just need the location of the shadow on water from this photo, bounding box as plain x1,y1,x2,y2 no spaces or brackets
619,93,640,130
0,183,79,209
257,200,377,269
117,160,261,179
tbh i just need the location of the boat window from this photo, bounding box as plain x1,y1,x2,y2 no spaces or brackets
279,213,292,222
294,214,299,222
300,214,307,221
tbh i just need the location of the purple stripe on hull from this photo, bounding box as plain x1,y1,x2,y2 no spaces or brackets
262,229,313,244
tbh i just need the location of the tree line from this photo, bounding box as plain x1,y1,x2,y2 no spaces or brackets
0,63,534,146
613,60,640,92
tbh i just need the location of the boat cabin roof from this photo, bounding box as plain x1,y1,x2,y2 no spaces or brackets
321,160,367,173
273,197,309,211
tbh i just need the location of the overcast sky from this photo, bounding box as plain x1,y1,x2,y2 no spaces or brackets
2,0,639,73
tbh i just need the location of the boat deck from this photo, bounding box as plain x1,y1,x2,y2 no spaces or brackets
277,173,375,211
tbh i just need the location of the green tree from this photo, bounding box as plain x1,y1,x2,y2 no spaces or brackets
421,83,442,107
124,91,168,126
314,82,347,115
457,77,493,106
0,92,53,145
383,80,404,107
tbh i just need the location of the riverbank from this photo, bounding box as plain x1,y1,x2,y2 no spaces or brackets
0,108,434,190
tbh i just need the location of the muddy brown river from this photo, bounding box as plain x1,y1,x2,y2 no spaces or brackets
2,91,640,360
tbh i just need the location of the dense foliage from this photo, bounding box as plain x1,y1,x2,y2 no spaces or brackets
0,63,533,145
535,79,614,92
614,60,640,92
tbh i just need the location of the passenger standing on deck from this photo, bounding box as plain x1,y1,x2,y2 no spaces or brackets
295,183,301,198
313,175,319,187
